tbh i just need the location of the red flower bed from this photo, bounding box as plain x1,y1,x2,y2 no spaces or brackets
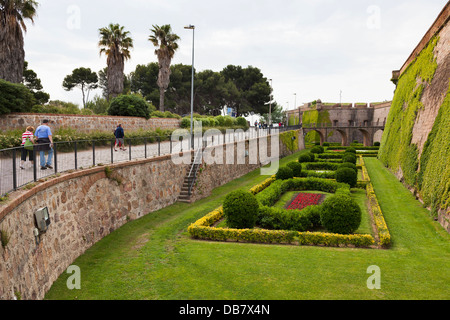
286,193,325,210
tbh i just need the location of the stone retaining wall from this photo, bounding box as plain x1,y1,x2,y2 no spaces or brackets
0,130,304,300
0,113,181,133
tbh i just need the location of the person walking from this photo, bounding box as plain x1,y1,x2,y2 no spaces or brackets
34,119,54,170
20,126,35,169
114,124,126,151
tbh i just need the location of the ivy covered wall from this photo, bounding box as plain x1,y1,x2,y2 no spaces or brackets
378,34,449,217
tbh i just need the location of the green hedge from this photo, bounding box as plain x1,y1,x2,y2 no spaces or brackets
0,79,35,115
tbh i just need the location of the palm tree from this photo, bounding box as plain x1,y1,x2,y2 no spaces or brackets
149,24,179,111
0,0,38,83
98,23,133,100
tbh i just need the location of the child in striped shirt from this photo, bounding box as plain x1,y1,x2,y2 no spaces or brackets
20,126,36,169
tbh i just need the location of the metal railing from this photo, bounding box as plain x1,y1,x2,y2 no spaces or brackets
0,125,301,197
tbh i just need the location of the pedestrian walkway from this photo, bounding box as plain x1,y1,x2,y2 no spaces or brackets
0,128,280,197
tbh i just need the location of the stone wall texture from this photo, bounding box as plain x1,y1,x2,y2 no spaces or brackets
0,113,181,133
0,130,304,300
0,155,188,300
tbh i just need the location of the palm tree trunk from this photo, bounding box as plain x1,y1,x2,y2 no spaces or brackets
107,52,124,99
0,21,25,83
159,87,165,112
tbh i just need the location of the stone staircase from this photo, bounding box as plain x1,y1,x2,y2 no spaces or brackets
178,148,202,203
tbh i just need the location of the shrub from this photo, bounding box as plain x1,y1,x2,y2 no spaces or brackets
236,116,248,128
257,206,312,232
275,167,294,180
0,79,35,115
305,162,339,171
215,115,225,126
342,153,357,164
311,146,324,154
223,190,259,229
308,152,316,162
298,153,311,163
346,147,356,154
107,94,150,119
322,142,330,147
320,194,361,234
286,161,302,177
335,167,357,187
181,117,191,128
373,141,380,146
339,162,357,172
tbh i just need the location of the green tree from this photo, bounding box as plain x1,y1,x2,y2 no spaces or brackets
98,23,133,99
260,102,285,124
195,69,227,116
23,61,49,104
62,67,98,108
0,79,35,114
221,65,271,116
0,0,38,83
149,24,180,112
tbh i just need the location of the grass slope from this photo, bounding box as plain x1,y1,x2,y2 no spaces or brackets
45,155,450,300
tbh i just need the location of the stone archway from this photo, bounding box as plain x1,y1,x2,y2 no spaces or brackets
373,129,384,144
358,129,372,146
335,129,348,146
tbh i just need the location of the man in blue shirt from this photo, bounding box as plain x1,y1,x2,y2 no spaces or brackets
114,124,126,151
34,119,54,170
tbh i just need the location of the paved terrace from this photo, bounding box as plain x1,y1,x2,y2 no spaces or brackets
0,127,288,197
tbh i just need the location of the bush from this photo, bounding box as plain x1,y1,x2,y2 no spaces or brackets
373,141,380,147
257,206,312,232
320,194,361,234
181,117,191,128
223,190,259,229
346,147,356,154
342,153,357,164
286,161,302,177
0,79,35,115
311,146,324,154
335,167,357,187
308,152,316,162
298,153,311,163
339,162,357,172
107,94,150,119
236,116,248,128
275,167,294,180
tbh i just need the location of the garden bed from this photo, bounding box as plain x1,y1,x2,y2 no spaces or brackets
188,155,391,248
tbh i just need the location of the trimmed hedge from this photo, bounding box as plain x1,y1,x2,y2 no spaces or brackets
188,162,389,248
286,161,302,177
275,166,294,180
320,194,362,234
335,167,357,188
223,190,259,229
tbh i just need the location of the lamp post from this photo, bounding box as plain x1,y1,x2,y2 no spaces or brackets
268,79,273,126
185,24,195,149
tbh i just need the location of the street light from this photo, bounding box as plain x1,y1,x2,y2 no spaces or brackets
185,24,195,149
268,79,273,126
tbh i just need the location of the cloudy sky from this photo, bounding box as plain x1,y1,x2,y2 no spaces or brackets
23,0,447,112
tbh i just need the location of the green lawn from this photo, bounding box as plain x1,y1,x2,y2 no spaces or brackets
44,154,450,300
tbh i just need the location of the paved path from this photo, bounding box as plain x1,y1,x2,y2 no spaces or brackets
0,129,271,196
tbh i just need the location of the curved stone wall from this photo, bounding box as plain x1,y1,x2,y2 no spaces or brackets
0,155,188,300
